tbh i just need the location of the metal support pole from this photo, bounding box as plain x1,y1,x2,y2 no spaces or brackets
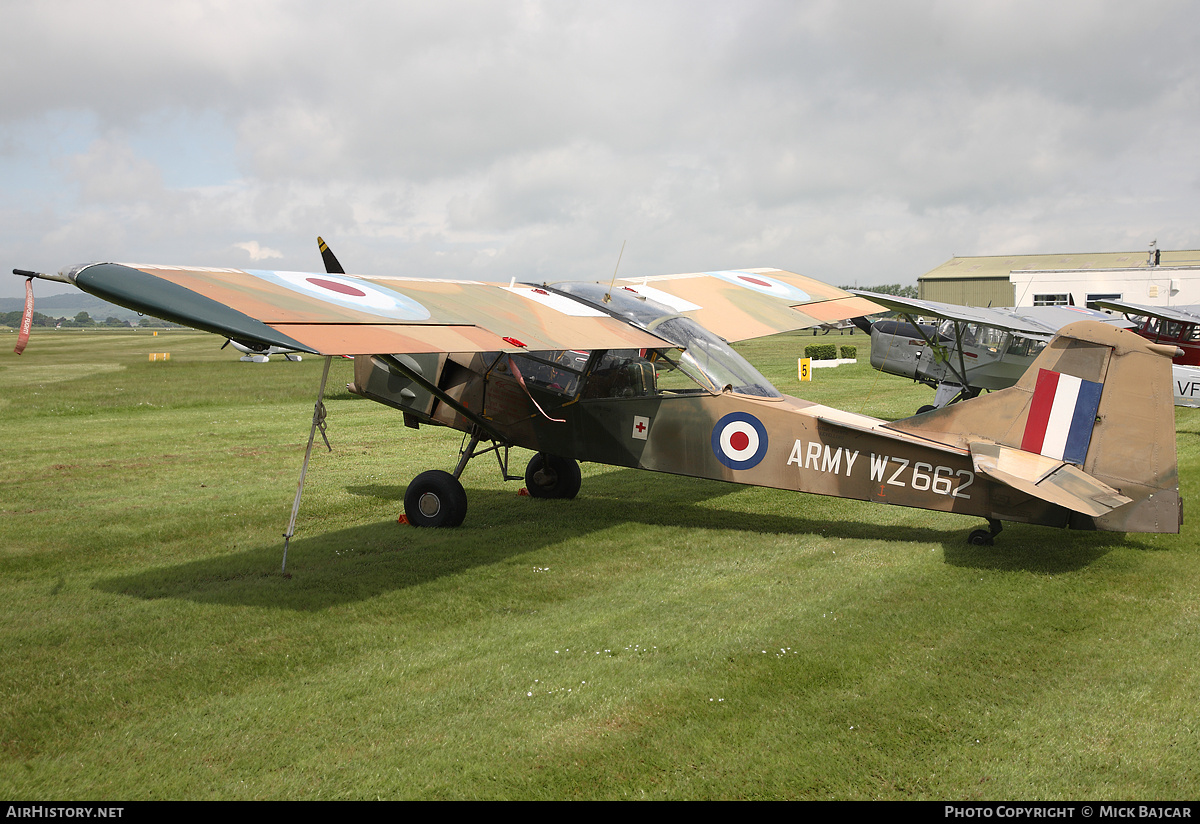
282,355,333,573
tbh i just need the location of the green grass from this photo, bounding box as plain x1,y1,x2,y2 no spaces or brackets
1,328,1198,799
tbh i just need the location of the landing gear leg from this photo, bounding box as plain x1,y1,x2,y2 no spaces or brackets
968,519,1003,546
401,429,522,528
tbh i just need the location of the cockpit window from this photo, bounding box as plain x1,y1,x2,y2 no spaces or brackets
580,350,659,398
646,316,781,397
1005,336,1047,358
509,350,589,396
547,281,782,398
935,320,1007,350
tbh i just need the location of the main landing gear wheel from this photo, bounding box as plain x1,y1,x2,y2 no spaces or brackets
524,453,582,499
403,470,468,527
916,404,937,415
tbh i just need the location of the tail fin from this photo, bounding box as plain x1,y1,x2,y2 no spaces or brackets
887,321,1180,533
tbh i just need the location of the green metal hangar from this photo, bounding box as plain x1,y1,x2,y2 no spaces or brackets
917,248,1200,309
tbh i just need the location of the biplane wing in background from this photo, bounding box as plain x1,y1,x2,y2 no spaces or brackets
1092,299,1200,408
11,250,1182,547
850,290,1138,411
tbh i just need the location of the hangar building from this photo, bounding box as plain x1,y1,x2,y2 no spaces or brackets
918,248,1200,309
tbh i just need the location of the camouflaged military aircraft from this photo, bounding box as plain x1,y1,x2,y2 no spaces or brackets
12,245,1182,546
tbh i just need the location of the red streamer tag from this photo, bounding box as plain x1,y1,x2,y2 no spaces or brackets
14,278,33,355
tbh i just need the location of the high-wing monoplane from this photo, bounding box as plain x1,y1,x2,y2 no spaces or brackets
11,251,1181,547
850,291,1139,411
1091,299,1200,408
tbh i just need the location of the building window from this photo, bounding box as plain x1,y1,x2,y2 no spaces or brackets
1034,293,1071,306
1086,293,1122,310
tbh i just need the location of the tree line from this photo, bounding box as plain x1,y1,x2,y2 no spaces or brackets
1,310,179,328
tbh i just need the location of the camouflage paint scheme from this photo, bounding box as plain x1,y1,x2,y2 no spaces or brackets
18,260,1181,541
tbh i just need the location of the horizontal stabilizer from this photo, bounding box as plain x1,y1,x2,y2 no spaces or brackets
969,442,1131,517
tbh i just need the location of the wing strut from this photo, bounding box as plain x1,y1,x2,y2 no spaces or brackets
282,355,334,573
899,311,973,395
377,354,509,442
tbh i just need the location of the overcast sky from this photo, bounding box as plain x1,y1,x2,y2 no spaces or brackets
4,0,1198,299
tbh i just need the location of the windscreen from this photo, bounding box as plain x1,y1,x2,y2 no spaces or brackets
550,282,782,398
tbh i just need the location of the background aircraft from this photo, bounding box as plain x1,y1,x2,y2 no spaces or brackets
221,338,303,363
11,255,1181,546
850,291,1139,412
1092,299,1200,408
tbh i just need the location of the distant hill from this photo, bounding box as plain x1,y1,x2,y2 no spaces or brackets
0,292,144,323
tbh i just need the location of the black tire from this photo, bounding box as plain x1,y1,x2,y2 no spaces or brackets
524,453,582,500
916,404,937,415
403,470,468,527
968,529,994,546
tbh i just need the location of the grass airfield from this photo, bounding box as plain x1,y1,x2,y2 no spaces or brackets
1,328,1198,800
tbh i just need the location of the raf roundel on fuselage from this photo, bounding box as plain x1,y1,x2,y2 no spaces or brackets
711,411,770,470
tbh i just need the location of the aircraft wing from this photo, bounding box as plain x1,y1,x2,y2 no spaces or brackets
1013,305,1135,332
1091,299,1200,325
850,290,1132,336
614,269,884,342
45,262,671,355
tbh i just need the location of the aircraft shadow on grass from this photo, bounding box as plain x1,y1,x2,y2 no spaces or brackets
95,468,1135,611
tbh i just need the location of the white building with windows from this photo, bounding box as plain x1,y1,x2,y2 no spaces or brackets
1009,264,1200,309
918,248,1200,309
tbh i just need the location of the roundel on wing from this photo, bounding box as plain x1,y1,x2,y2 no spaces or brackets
710,270,811,302
711,411,769,470
246,270,432,321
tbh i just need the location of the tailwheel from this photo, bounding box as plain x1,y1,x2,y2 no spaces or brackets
524,453,582,499
967,518,1003,546
404,470,468,527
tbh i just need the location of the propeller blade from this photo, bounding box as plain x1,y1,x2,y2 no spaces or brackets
317,236,345,274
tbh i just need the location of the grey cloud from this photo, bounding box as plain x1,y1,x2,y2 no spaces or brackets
4,0,1199,299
